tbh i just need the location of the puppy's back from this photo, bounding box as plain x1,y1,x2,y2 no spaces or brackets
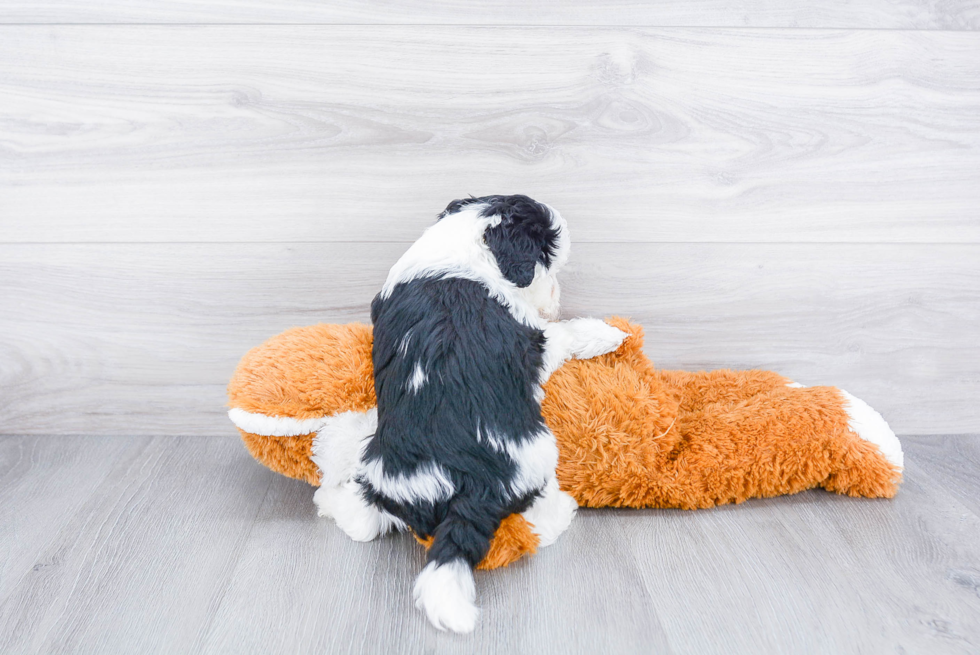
368,275,546,487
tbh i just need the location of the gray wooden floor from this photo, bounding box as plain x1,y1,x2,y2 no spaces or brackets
0,434,977,655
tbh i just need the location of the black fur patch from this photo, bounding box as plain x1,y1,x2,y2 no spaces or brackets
364,276,548,567
437,196,486,219
439,194,560,288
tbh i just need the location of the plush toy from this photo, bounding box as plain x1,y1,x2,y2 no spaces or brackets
228,317,903,569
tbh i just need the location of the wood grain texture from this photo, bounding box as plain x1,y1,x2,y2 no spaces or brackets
2,27,978,243
2,0,979,28
0,435,276,653
1,242,977,436
0,436,136,602
621,452,980,654
202,472,675,654
1,435,978,654
904,435,980,519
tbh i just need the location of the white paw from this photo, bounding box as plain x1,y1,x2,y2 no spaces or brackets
565,318,627,359
522,477,577,548
840,389,904,472
413,560,479,633
316,481,384,542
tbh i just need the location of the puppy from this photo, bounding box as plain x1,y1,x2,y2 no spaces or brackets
320,195,625,633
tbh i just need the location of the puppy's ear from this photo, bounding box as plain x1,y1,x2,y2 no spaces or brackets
483,220,541,288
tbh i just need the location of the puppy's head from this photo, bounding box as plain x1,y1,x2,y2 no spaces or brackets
440,194,569,320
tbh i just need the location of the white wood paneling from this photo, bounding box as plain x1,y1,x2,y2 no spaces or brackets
1,1,978,28
1,242,976,436
2,27,978,243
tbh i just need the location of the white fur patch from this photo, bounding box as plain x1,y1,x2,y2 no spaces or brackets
785,381,804,388
477,426,560,498
360,458,455,505
314,480,404,542
307,409,407,541
540,318,627,382
413,560,479,633
398,330,413,356
408,362,428,393
310,409,377,488
228,408,326,437
475,423,504,451
840,389,904,472
522,476,578,548
518,265,562,322
562,318,628,359
500,430,559,497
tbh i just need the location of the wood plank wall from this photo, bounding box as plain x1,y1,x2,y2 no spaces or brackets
1,4,978,436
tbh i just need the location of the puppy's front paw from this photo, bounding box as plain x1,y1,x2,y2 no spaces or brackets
566,318,627,359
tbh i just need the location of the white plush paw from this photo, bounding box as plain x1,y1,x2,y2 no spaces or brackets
840,389,904,471
315,481,384,542
565,318,627,359
522,477,578,548
413,560,479,633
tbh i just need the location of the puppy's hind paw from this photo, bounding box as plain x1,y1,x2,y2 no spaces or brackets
317,481,385,542
566,318,628,359
523,477,577,548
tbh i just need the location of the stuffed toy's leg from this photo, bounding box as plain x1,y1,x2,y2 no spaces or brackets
648,380,903,508
649,365,904,503
544,319,904,510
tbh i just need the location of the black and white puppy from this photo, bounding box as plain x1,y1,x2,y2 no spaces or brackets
318,195,625,633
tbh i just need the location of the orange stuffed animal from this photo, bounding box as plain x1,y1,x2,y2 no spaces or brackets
228,317,903,569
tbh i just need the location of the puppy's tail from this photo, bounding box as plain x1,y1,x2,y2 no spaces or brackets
413,498,499,633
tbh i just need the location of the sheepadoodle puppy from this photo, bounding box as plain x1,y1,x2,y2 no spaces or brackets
317,195,626,633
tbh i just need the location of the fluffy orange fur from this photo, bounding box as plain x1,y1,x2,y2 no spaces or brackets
230,323,375,486
414,514,539,570
229,318,901,569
